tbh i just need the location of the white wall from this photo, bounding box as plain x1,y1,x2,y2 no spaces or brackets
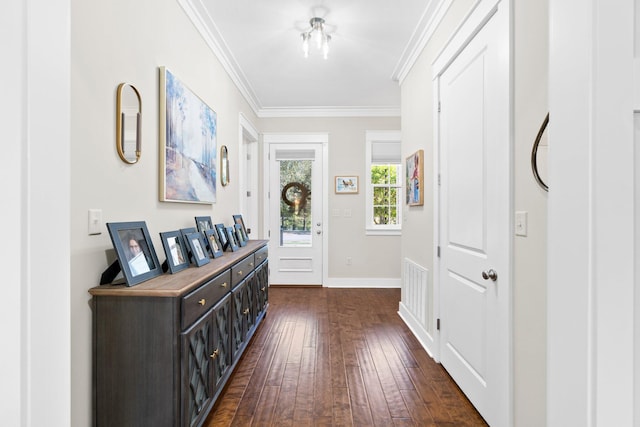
548,0,635,425
400,0,548,425
259,116,401,281
70,0,258,424
2,0,71,425
513,0,548,424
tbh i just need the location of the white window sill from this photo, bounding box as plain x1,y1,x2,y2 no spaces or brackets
365,228,401,236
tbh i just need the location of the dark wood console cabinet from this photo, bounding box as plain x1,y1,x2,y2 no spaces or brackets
90,240,268,427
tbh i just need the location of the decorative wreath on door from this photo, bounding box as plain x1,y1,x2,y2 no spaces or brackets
281,182,310,211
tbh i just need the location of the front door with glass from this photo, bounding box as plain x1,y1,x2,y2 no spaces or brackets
268,143,323,285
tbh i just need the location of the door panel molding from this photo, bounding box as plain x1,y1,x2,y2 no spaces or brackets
433,2,512,426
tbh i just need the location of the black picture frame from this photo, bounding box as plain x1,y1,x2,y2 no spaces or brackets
214,223,229,250
234,223,247,247
179,227,197,263
159,230,190,274
106,221,162,286
195,216,213,232
232,214,249,240
225,226,240,252
204,229,224,258
185,232,210,267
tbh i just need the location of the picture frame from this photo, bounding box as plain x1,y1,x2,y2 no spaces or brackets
224,226,240,252
214,223,229,251
106,221,162,286
232,214,249,240
179,227,197,263
406,149,424,206
159,230,190,274
184,232,210,267
234,223,247,247
195,216,213,232
159,66,217,204
335,176,358,194
204,229,224,258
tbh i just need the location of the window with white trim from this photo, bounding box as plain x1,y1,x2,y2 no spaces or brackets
365,131,402,235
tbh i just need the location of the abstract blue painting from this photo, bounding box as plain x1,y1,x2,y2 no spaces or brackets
160,67,217,203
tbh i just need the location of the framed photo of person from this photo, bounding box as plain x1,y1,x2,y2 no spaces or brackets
185,232,210,267
232,214,249,240
195,216,213,232
204,229,224,258
159,230,190,274
224,226,240,252
214,223,229,251
106,221,162,286
234,223,247,247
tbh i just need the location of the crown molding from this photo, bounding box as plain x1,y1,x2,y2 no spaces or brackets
178,0,261,114
180,0,403,119
391,0,454,85
257,106,400,118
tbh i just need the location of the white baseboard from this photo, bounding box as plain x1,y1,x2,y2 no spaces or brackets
398,302,436,360
323,277,401,288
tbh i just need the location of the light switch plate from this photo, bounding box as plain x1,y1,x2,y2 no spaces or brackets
515,211,527,237
88,209,103,235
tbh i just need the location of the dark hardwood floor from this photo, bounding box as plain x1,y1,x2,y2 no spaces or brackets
205,287,487,427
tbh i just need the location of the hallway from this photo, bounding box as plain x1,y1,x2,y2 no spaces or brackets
205,287,487,426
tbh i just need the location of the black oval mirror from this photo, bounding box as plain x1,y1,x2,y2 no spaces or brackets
531,113,549,191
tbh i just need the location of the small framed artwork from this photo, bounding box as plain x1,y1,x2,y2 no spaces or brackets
335,176,358,194
406,149,424,206
224,226,240,252
234,223,247,247
185,232,210,267
214,223,229,251
195,216,213,232
204,229,224,258
159,230,190,274
106,221,162,286
232,214,249,240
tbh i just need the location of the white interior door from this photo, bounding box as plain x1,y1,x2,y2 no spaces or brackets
268,142,324,285
437,4,510,426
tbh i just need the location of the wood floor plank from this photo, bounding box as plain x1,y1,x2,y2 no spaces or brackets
205,288,486,427
345,364,374,426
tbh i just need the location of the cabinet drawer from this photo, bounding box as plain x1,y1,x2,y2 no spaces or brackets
254,246,268,266
231,255,255,287
182,270,231,329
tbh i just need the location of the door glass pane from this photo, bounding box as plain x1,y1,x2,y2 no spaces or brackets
279,160,312,247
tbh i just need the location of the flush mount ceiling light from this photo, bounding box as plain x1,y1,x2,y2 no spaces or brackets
301,17,331,59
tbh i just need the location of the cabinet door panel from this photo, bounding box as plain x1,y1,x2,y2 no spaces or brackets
181,308,214,427
212,294,231,391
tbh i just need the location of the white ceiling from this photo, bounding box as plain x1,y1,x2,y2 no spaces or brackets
182,0,444,117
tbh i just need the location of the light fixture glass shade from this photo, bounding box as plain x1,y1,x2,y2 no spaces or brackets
301,17,331,59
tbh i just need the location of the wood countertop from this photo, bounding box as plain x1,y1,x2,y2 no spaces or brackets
89,239,267,298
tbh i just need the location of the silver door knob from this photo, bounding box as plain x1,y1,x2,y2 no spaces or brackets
482,269,498,281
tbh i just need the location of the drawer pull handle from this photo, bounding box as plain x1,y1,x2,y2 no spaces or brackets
249,262,254,267
221,282,228,288
237,270,243,276
261,287,266,292
198,299,206,306
243,308,250,315
210,349,219,359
